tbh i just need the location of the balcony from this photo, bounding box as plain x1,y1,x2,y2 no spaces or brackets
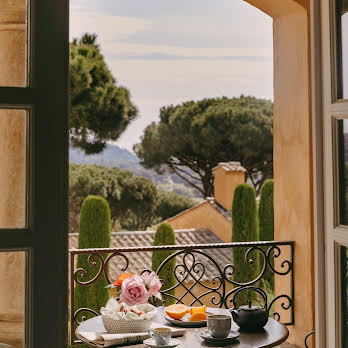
69,240,294,346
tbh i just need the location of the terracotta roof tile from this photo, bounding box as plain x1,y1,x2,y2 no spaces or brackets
212,161,247,173
69,229,232,283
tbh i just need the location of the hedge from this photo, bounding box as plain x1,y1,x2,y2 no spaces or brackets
74,195,111,333
258,179,274,292
152,222,176,305
232,184,259,306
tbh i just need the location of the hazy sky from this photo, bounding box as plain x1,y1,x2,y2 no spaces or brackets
70,0,273,151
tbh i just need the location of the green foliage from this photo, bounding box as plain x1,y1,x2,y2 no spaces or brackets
69,164,123,232
152,223,176,305
155,190,195,221
135,96,273,197
70,33,137,154
232,184,259,306
258,179,274,241
74,196,111,330
70,144,202,199
121,176,159,230
69,164,195,232
258,180,274,291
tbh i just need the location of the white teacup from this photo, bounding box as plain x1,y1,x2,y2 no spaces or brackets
148,327,172,345
207,314,231,338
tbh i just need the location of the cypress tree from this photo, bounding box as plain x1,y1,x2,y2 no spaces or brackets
232,184,259,306
152,222,176,305
258,179,274,291
74,195,111,325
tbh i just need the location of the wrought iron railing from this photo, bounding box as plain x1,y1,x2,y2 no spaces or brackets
304,331,315,348
69,240,294,345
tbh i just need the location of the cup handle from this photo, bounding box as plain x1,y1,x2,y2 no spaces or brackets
148,328,155,339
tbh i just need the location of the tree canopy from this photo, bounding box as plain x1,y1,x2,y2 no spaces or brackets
69,164,122,232
69,164,195,232
155,190,197,221
120,176,158,229
70,33,137,154
134,96,273,197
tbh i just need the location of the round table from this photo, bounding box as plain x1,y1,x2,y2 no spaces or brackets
76,307,289,348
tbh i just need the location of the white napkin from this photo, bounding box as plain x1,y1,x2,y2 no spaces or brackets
77,322,186,347
100,298,157,321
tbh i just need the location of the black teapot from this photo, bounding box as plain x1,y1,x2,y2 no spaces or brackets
231,300,268,331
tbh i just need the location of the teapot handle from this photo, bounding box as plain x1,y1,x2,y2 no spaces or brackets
231,287,268,310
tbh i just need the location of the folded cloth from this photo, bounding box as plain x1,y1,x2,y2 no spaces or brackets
101,299,157,321
77,322,186,347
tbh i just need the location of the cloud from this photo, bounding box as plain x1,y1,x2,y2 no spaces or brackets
70,5,151,44
105,42,272,63
70,0,273,151
111,57,273,150
119,12,272,49
109,58,272,88
109,53,272,61
106,43,272,56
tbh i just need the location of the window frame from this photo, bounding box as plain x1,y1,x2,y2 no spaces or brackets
311,0,326,346
319,0,348,346
0,0,69,347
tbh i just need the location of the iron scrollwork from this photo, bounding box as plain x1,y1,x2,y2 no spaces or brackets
304,331,315,348
155,250,225,307
69,241,294,345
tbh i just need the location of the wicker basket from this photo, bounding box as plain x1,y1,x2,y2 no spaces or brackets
100,300,158,334
102,315,153,334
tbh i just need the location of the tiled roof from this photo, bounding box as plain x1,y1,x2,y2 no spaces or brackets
206,197,232,220
69,229,232,283
164,198,232,226
212,161,247,173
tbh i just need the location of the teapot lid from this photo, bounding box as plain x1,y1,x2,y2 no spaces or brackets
239,300,259,311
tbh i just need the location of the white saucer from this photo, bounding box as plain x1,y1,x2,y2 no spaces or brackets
143,338,181,348
200,330,240,344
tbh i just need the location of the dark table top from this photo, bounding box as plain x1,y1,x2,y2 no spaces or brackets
76,307,289,348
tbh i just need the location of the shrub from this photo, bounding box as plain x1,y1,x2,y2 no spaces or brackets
74,195,111,325
258,179,274,291
232,184,259,306
155,190,195,221
152,222,176,305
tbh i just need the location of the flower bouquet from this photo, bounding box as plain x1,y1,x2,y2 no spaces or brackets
101,272,162,333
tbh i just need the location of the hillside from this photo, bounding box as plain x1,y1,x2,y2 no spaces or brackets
69,144,202,199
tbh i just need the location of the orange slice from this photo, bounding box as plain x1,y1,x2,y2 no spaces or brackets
165,304,188,320
188,312,208,322
188,305,206,315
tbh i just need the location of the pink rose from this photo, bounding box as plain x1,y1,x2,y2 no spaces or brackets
119,274,150,306
141,272,162,299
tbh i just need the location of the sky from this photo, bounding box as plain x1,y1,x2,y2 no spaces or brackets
70,0,273,151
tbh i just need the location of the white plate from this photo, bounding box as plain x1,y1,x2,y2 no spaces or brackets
164,311,212,328
143,338,181,348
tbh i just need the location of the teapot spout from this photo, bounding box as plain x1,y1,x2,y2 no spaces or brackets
230,309,238,322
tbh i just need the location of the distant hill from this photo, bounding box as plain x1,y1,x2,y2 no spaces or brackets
69,144,202,199
70,144,139,168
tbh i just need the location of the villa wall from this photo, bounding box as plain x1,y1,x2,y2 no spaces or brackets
245,0,314,346
167,201,232,243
